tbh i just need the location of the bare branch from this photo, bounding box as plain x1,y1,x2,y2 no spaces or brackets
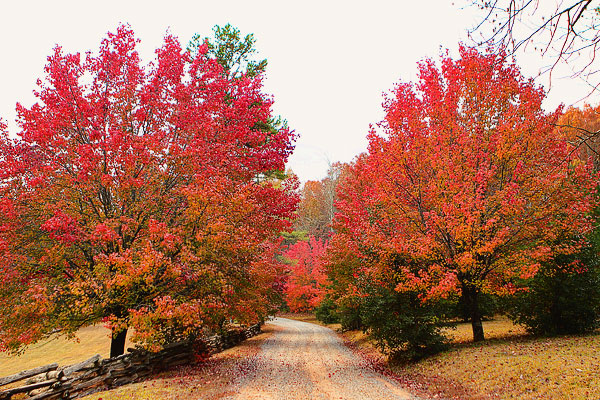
469,0,600,94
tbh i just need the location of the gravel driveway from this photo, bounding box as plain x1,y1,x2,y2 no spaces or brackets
223,317,418,400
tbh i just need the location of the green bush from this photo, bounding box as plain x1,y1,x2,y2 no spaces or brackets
315,296,339,324
507,221,600,336
508,258,600,335
360,285,450,361
336,296,363,331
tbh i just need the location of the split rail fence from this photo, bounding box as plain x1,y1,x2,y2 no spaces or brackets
0,323,261,400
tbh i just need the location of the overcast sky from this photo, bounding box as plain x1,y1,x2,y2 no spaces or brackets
1,1,598,182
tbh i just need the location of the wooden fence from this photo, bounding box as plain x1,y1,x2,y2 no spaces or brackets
0,323,261,400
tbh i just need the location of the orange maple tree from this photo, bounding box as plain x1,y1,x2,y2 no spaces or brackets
328,47,597,341
0,26,298,356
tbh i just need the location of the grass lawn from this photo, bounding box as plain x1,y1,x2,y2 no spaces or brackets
0,326,133,377
285,313,600,400
402,319,600,400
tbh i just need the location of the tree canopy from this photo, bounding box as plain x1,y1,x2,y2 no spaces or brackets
326,46,597,341
0,25,298,357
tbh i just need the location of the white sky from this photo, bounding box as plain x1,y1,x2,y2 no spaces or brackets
0,0,598,182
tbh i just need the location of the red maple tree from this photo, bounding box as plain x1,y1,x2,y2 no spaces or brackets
0,26,298,356
283,236,328,313
329,47,597,341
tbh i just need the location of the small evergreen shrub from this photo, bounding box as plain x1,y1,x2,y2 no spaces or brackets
337,297,363,331
315,296,339,324
508,259,600,335
360,286,450,361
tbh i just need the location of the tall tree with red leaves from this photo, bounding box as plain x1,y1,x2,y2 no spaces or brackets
329,46,597,342
0,26,298,357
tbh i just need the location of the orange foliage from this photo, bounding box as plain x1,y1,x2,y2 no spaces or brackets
327,47,598,340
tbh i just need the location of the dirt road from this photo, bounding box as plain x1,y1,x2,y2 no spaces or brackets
223,317,417,400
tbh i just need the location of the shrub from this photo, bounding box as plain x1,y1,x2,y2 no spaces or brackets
508,261,600,335
337,296,363,331
315,296,339,324
360,286,450,361
507,230,600,336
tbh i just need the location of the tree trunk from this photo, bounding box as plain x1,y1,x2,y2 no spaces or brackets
461,282,485,342
110,328,127,358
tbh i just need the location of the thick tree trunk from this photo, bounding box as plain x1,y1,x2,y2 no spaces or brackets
461,282,485,342
110,328,127,358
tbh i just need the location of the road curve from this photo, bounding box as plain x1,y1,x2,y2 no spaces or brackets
223,317,417,400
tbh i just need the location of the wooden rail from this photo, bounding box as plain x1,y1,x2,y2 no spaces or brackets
0,323,261,400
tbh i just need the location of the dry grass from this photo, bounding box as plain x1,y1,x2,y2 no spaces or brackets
0,326,133,377
400,319,600,400
1,324,273,400
79,324,276,400
444,317,527,343
4,315,599,400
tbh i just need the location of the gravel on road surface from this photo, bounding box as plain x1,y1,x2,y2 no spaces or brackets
223,317,418,400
